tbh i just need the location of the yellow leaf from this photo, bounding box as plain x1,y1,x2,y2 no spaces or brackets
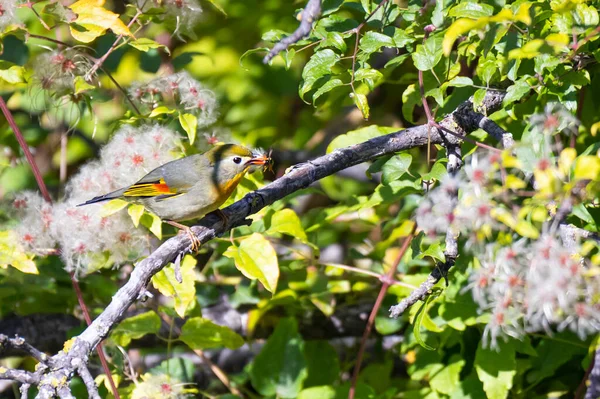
128,204,145,227
505,175,526,190
443,18,481,56
590,121,600,137
533,168,558,195
152,255,197,318
0,231,39,274
574,156,600,180
513,3,532,25
545,33,569,49
559,148,577,176
491,208,516,229
178,113,198,144
515,220,539,239
267,208,308,243
100,198,129,217
69,0,133,43
223,233,279,293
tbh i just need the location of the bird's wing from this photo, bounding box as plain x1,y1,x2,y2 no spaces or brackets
123,155,207,200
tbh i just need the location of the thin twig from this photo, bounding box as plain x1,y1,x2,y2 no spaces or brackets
263,0,322,63
0,368,39,385
74,360,101,399
0,98,52,202
86,10,142,79
322,263,417,289
348,226,416,399
0,334,48,364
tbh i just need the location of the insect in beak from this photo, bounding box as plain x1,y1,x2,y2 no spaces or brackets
246,149,274,173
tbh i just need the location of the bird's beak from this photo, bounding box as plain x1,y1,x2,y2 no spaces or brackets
246,155,270,166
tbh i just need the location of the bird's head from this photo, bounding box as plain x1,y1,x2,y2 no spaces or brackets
205,144,270,185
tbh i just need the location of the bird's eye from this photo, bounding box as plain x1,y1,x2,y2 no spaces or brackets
233,156,242,164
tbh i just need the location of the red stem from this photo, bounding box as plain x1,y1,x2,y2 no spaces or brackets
348,226,416,399
0,96,121,399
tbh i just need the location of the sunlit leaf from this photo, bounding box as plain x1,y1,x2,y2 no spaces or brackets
180,317,244,350
178,113,198,144
69,0,133,43
223,233,279,293
152,255,197,318
111,311,161,347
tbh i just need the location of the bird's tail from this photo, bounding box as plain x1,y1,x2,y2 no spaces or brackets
77,187,127,207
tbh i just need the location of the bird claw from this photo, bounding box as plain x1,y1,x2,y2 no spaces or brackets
184,227,201,253
166,220,201,253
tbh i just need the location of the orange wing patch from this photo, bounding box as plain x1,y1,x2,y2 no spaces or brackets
123,178,178,198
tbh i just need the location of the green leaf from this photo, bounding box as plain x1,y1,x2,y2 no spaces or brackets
152,255,197,317
73,76,95,94
148,106,176,118
353,93,370,120
421,161,447,181
111,311,161,347
475,340,516,399
0,61,25,84
502,79,531,106
239,47,269,69
429,355,465,395
528,337,584,385
412,36,443,71
140,212,162,239
180,317,244,350
413,288,442,351
354,68,383,83
327,125,397,153
321,31,347,52
298,386,335,399
384,53,410,70
250,318,307,398
448,2,494,18
312,78,345,103
393,28,413,48
178,112,198,144
359,31,395,55
268,208,308,243
304,341,339,387
205,0,226,15
382,153,412,184
129,38,170,54
447,76,473,87
282,48,295,70
419,242,446,262
473,88,487,109
300,49,339,100
223,233,279,293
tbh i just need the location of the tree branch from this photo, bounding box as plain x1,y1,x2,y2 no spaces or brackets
585,347,600,399
263,0,321,63
0,368,39,385
0,334,49,364
27,89,505,397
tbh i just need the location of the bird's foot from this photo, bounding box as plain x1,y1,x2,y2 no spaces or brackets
166,220,201,252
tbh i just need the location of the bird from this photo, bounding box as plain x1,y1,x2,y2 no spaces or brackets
78,144,271,250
